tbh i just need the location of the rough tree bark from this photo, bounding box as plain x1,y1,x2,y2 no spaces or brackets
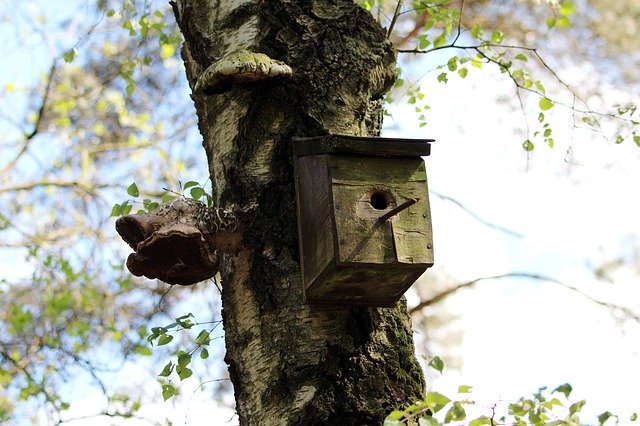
170,1,426,423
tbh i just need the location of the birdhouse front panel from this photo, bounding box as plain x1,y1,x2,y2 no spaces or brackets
330,155,432,265
293,135,434,306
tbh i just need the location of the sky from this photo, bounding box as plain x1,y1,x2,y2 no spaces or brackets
388,51,640,422
1,1,640,425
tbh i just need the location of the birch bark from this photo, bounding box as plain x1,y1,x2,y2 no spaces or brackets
171,1,425,423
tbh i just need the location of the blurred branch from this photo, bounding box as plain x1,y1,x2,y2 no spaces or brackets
0,180,113,195
431,190,523,238
387,0,403,38
0,61,57,176
409,272,640,323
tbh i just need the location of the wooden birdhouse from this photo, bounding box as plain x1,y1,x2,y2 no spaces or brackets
293,135,434,307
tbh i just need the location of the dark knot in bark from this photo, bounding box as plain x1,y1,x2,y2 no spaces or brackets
115,197,248,285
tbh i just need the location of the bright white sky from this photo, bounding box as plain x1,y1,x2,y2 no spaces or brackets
2,1,640,425
389,53,640,422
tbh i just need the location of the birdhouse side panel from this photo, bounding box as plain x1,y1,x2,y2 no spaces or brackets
294,155,337,292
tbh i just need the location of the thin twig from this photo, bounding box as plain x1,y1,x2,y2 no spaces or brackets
387,0,404,38
431,190,523,238
409,272,640,324
0,61,57,176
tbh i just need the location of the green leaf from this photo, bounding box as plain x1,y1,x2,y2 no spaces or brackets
428,356,444,373
539,98,554,111
560,1,576,15
546,17,556,29
631,413,638,421
425,391,450,414
557,16,571,28
634,135,640,147
615,135,624,144
447,57,458,72
110,204,122,217
490,31,504,44
444,402,466,423
177,353,192,367
457,385,472,393
522,139,534,152
471,24,483,39
551,383,573,398
121,202,132,215
386,410,404,421
161,193,177,203
161,384,176,401
159,361,174,377
63,48,78,63
127,182,139,197
437,73,448,84
433,32,447,48
569,400,586,415
535,81,546,94
157,334,174,346
418,417,439,426
514,53,528,61
176,364,193,381
190,187,206,200
394,78,405,88
469,417,492,426
383,419,403,426
133,345,152,356
200,348,209,359
195,330,210,345
598,411,615,425
183,181,200,190
509,399,534,417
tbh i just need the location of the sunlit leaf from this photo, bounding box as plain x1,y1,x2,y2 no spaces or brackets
157,334,174,346
161,384,175,401
425,391,450,413
552,383,572,398
127,183,139,197
428,356,444,373
63,48,78,63
539,98,554,110
444,402,466,423
159,362,174,377
458,385,472,393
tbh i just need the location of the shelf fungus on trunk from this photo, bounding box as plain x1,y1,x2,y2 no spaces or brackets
194,50,293,95
115,197,247,286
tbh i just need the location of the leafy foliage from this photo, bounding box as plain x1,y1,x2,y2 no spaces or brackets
365,0,640,151
386,360,638,426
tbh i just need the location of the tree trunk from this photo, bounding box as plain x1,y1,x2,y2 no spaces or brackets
171,1,425,423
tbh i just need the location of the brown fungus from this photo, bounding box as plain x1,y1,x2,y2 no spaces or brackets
194,50,293,95
115,198,246,286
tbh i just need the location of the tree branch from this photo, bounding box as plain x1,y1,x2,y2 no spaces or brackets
431,190,523,238
0,61,57,176
409,272,640,324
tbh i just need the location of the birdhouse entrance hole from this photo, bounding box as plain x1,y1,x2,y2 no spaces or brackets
369,189,393,210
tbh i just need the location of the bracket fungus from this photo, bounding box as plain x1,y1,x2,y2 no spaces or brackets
115,197,247,286
194,50,293,95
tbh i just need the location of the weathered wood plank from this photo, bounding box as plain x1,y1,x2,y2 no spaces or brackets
294,155,335,295
293,134,433,158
